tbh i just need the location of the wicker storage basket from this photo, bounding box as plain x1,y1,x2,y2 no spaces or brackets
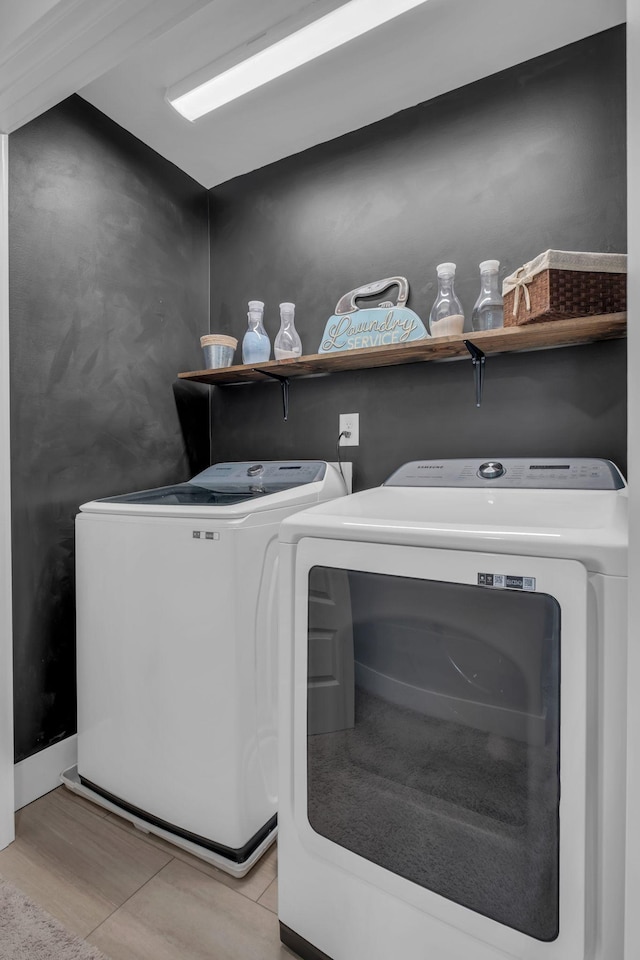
503,250,627,326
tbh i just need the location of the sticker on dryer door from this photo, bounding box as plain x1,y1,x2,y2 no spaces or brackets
477,573,536,591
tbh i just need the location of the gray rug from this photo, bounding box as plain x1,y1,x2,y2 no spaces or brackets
0,877,107,959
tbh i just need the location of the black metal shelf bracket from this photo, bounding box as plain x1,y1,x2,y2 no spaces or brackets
463,340,486,408
254,369,290,421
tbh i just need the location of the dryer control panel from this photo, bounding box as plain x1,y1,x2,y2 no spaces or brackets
385,458,626,489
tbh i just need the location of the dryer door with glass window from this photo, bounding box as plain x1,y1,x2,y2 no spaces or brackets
291,538,590,960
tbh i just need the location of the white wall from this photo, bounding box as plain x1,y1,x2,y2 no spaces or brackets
0,133,14,849
0,0,212,133
626,3,640,956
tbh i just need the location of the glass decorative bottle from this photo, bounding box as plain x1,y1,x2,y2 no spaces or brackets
428,263,465,337
242,300,271,363
274,302,302,360
471,260,504,331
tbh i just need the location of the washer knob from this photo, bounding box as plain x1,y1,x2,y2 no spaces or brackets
478,461,505,479
247,464,264,477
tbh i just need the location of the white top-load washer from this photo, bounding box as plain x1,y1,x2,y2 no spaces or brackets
277,458,627,960
64,460,348,877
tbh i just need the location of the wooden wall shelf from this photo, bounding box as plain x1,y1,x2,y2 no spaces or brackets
178,312,627,386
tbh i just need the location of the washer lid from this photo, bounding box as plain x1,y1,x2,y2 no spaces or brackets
93,483,260,507
78,461,339,517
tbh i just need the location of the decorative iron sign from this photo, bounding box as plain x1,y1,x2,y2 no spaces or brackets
318,277,429,354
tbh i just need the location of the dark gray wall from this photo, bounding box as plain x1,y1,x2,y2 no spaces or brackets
208,27,627,487
10,96,210,761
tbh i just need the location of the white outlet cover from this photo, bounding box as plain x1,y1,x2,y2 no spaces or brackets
339,413,359,446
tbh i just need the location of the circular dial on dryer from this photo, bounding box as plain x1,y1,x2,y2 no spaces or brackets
247,464,264,477
478,461,505,479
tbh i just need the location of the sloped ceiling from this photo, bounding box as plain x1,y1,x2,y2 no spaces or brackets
79,0,625,188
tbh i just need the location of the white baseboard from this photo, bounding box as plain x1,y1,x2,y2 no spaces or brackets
14,735,78,811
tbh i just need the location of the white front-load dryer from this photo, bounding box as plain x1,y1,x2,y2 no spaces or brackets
64,460,349,876
277,458,627,960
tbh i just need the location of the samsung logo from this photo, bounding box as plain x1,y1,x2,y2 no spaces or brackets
418,465,444,469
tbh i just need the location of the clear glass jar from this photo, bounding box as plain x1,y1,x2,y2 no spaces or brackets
428,263,465,337
274,302,302,360
471,260,504,331
242,300,271,363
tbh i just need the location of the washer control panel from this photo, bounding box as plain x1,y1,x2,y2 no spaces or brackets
191,461,327,491
385,458,625,489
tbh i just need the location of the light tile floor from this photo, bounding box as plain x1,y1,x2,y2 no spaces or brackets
0,787,293,959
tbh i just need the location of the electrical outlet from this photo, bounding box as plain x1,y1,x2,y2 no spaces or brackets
339,413,359,446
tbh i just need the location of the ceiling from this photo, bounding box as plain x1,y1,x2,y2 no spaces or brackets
79,0,625,189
